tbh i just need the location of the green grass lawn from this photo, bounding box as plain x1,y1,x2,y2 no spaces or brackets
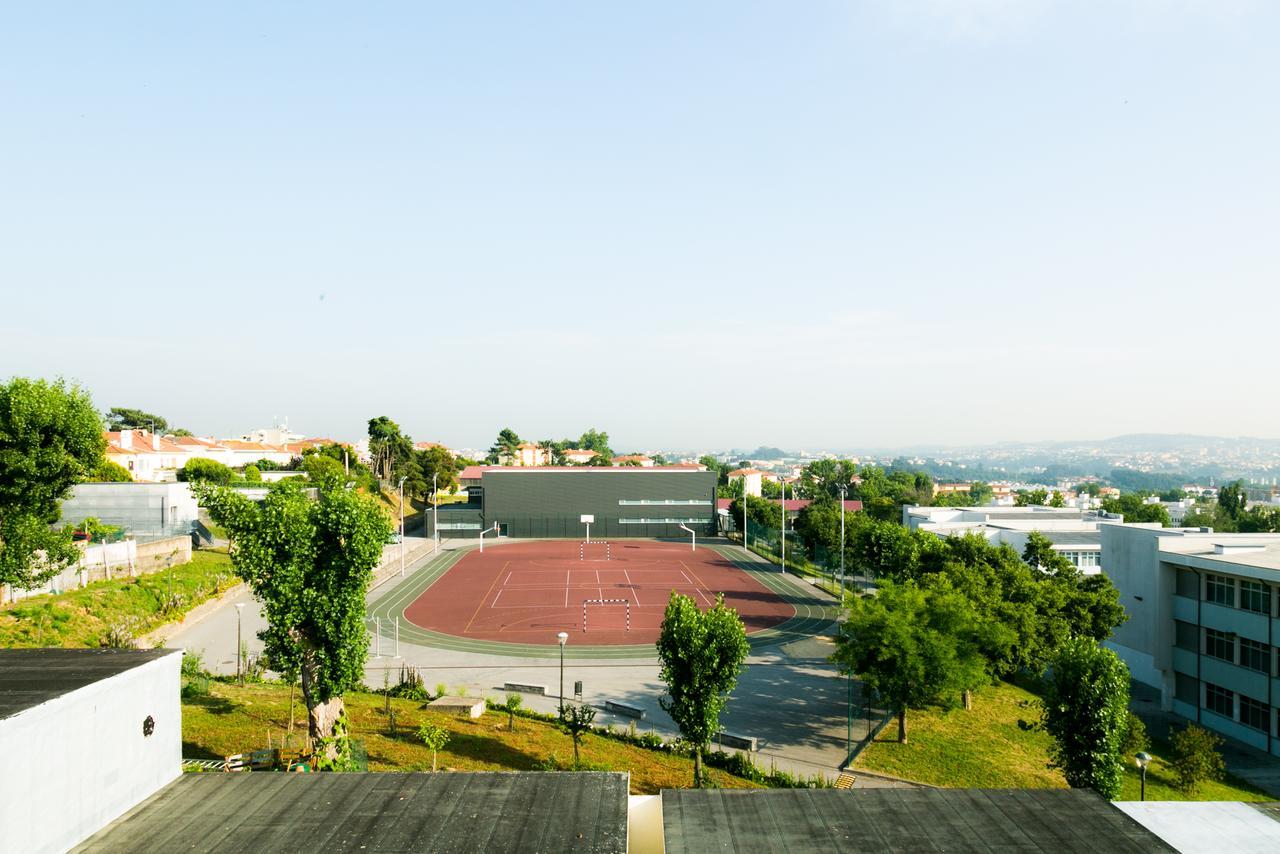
183,681,762,795
855,680,1270,801
0,549,236,648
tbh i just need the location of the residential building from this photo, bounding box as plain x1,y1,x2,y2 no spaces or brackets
239,420,305,446
1102,524,1280,756
612,455,655,467
563,448,599,465
105,430,193,482
726,468,765,497
499,442,550,467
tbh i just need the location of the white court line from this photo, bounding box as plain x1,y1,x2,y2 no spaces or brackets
624,568,632,588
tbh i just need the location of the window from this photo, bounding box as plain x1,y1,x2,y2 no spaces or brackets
1175,673,1199,704
1240,638,1271,674
617,499,712,506
618,517,706,525
1078,552,1100,568
1206,574,1234,606
1205,683,1234,718
437,522,482,530
1204,628,1234,662
1175,620,1199,651
1240,580,1270,615
1240,695,1269,733
1176,568,1199,598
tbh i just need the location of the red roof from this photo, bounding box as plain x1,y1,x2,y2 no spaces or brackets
460,465,706,480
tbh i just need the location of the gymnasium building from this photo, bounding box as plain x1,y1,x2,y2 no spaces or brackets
426,465,717,539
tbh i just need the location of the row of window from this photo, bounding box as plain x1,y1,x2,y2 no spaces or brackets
616,499,713,506
617,517,706,525
1204,682,1272,733
1059,550,1100,568
436,522,482,530
1176,621,1276,675
1205,572,1272,615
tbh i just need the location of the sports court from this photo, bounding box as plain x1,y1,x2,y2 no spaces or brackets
403,540,796,646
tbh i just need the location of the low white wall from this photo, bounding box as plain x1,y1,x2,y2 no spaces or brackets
0,651,182,853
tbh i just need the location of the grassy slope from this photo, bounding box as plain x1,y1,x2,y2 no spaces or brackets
855,680,1270,801
0,549,236,647
183,681,761,795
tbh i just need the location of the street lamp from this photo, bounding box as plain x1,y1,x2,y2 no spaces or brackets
234,602,246,685
432,472,439,555
838,484,848,596
779,479,786,575
1135,751,1152,801
558,631,569,718
398,477,407,577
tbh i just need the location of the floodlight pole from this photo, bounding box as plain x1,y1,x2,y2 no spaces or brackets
779,480,786,575
432,472,439,554
678,523,696,552
398,477,407,577
838,484,848,596
558,632,569,718
479,522,499,552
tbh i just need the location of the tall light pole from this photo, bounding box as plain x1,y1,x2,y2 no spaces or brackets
398,476,407,577
838,484,847,596
779,479,786,575
557,631,569,718
234,602,246,685
432,472,439,554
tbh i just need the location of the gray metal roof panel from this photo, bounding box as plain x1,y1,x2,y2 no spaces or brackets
0,647,176,720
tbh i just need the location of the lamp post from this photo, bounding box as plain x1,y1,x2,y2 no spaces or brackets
779,480,786,575
398,476,407,577
234,602,246,685
432,472,439,554
1135,751,1152,800
558,631,569,718
838,484,847,596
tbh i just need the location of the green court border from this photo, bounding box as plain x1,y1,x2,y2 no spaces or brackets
366,541,837,660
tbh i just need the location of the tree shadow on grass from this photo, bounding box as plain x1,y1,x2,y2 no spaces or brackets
184,694,238,716
374,727,545,771
182,740,222,760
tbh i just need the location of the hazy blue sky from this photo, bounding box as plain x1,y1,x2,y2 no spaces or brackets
2,2,1276,451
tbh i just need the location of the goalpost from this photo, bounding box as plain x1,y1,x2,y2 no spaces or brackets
582,598,631,633
579,541,612,561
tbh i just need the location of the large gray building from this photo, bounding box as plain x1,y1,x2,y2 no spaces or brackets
426,466,717,539
1103,523,1280,756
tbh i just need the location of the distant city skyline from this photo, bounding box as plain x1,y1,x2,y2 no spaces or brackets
4,3,1277,448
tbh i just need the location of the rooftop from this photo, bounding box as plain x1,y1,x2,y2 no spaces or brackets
459,465,706,480
78,771,628,853
660,788,1173,853
0,648,175,721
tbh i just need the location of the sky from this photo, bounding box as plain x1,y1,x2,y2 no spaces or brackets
2,1,1277,452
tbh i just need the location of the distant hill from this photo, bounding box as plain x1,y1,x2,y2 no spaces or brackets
746,446,790,460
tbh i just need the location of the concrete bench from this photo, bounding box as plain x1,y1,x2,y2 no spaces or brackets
715,731,757,751
503,682,547,696
603,700,646,719
428,696,486,719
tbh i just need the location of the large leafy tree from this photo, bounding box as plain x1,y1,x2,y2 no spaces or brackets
799,459,859,500
104,406,168,433
486,427,523,464
656,592,749,787
0,378,106,589
832,580,988,742
1040,638,1130,799
368,416,414,481
1014,488,1049,507
1101,494,1171,526
195,480,392,762
176,457,234,485
1217,481,1247,521
417,446,459,495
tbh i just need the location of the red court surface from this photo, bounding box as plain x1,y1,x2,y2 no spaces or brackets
404,541,795,646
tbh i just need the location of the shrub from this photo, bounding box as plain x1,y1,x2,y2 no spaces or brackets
178,458,234,485
1169,724,1226,793
243,465,262,483
1119,711,1149,758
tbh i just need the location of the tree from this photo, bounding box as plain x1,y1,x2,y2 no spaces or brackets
486,427,523,465
1040,638,1129,799
243,465,262,483
195,480,392,761
87,459,133,482
417,446,459,496
1022,532,1076,577
417,722,451,772
1,378,106,590
1217,481,1247,521
368,417,414,481
968,482,994,505
1076,482,1103,498
576,428,612,458
1168,723,1225,794
105,407,168,433
1015,489,1049,507
499,693,523,731
1119,711,1149,758
656,592,750,787
832,580,988,743
177,457,233,485
561,703,597,767
1101,494,1171,526
799,459,859,500
1049,491,1066,508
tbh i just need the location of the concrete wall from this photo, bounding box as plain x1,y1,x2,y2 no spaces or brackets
1101,524,1175,677
0,651,182,853
3,535,194,602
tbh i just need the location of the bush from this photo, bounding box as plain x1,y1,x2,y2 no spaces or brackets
1119,711,1149,758
242,465,262,483
1169,723,1226,793
88,460,133,482
178,458,234,485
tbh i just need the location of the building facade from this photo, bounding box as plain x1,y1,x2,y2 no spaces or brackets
1103,524,1280,756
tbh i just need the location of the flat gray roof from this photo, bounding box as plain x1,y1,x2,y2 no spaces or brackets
661,788,1174,853
76,771,628,853
0,648,175,721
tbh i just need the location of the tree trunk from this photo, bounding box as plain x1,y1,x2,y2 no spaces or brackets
301,651,344,761
963,689,973,711
694,746,703,788
898,708,908,744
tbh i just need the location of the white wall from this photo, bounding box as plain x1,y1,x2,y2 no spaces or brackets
0,651,182,854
